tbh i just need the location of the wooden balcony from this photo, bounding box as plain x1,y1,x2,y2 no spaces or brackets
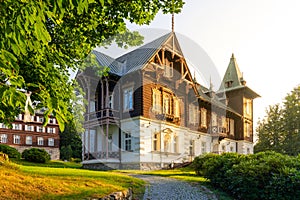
209,126,229,140
84,109,120,127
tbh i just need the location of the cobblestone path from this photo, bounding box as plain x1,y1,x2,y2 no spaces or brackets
133,175,218,200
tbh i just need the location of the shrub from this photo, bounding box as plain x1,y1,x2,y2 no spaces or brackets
22,148,50,163
0,144,21,159
195,151,300,200
60,145,72,161
192,153,219,175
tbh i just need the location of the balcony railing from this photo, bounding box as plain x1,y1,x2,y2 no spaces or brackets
84,151,120,160
84,109,119,122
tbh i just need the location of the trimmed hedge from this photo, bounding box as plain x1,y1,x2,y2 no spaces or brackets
0,144,21,159
22,148,51,163
192,151,300,200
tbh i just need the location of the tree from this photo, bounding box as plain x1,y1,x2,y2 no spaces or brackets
255,85,300,155
0,0,184,130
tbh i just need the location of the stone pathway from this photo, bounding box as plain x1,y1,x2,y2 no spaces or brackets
132,175,218,200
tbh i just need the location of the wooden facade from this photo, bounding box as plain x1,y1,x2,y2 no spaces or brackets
77,32,259,170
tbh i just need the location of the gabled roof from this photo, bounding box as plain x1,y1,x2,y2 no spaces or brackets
93,50,123,76
116,32,173,75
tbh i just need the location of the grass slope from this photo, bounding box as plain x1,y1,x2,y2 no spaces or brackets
0,162,144,200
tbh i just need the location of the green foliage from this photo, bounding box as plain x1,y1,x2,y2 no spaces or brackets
0,144,21,159
0,0,185,130
60,145,72,161
255,86,300,155
60,121,82,160
191,153,219,176
22,148,51,163
193,152,300,200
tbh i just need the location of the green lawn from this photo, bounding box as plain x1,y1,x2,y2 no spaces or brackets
1,161,145,200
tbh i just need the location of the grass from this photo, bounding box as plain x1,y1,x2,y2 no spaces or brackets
11,159,82,169
1,161,145,200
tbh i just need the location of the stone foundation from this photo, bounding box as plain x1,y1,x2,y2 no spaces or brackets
83,161,172,170
13,145,60,160
100,188,132,200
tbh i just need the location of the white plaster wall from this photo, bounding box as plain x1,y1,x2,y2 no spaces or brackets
237,140,253,154
219,139,237,153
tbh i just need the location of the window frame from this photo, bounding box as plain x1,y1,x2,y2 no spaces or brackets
123,87,134,112
37,137,44,146
25,136,32,145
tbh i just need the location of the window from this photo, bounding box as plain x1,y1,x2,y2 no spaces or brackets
164,62,173,78
152,89,161,113
12,124,22,130
37,137,44,146
222,145,226,152
123,87,133,111
173,135,178,153
244,122,252,137
108,94,114,109
0,123,7,129
13,135,20,144
230,119,234,135
37,116,44,123
230,146,234,152
15,114,22,120
211,112,217,127
48,138,54,146
201,142,206,154
47,127,56,134
26,136,32,145
37,126,45,133
25,125,34,132
124,132,132,151
153,132,161,151
200,108,207,128
49,118,56,124
173,98,180,118
163,94,171,115
244,98,252,116
0,134,7,143
189,104,199,125
189,140,195,156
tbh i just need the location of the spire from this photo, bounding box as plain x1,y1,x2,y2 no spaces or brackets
219,53,244,90
172,13,174,32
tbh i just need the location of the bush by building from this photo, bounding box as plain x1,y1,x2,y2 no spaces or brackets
0,144,21,160
22,148,51,163
192,151,300,200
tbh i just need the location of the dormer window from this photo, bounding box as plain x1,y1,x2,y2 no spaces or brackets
225,81,233,88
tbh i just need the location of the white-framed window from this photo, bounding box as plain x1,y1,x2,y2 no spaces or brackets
163,94,171,115
201,142,206,154
0,123,7,129
25,125,34,132
124,132,132,151
173,135,178,153
189,140,195,156
48,138,54,146
164,62,173,78
25,136,32,145
37,137,44,146
0,134,7,143
15,114,23,121
173,98,180,118
12,124,22,130
230,146,234,152
123,87,133,111
49,118,56,124
211,112,218,127
153,132,161,151
36,116,44,123
37,126,45,133
189,104,199,125
13,135,20,144
47,127,56,134
152,88,161,113
200,108,207,128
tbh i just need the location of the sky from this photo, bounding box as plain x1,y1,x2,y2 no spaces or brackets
99,0,300,131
